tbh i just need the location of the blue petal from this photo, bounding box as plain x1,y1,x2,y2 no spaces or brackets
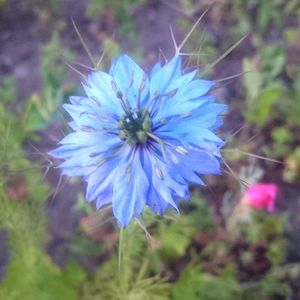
149,62,161,79
166,146,205,185
147,187,169,215
83,71,123,116
85,148,129,202
150,56,182,98
156,125,224,147
50,133,122,178
57,131,121,149
112,150,149,227
158,103,227,132
58,158,96,176
95,191,112,209
152,80,215,122
150,70,198,117
192,103,227,118
140,148,170,214
169,70,198,90
210,119,223,130
181,149,222,175
68,121,79,131
155,101,226,147
63,103,118,131
109,55,149,108
143,148,183,210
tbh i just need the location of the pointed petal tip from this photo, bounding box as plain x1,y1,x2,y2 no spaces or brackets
48,148,60,158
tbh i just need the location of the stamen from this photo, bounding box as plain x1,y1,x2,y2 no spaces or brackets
146,132,167,160
80,126,96,132
160,118,166,125
139,73,147,92
137,73,147,110
170,152,179,164
175,146,188,155
125,164,132,173
143,91,160,117
97,144,127,167
111,80,131,113
165,88,178,99
90,96,101,106
125,71,134,95
180,112,192,119
89,152,101,158
155,167,164,180
126,173,131,184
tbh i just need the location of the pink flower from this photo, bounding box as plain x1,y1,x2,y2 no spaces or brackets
245,183,278,212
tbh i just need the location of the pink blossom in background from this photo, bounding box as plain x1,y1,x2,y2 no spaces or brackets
245,183,278,212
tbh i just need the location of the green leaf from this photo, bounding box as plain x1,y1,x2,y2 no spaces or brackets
243,58,262,102
260,44,286,82
246,88,281,126
172,266,242,300
0,76,17,105
0,249,85,300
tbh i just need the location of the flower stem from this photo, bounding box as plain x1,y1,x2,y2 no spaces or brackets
118,228,123,275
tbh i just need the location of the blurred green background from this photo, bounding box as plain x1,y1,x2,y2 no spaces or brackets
0,0,300,299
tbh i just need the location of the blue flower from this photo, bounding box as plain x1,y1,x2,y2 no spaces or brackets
49,54,227,227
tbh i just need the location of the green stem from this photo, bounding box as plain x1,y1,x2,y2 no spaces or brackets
118,228,124,275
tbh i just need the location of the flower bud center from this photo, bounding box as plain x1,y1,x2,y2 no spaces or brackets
118,110,152,145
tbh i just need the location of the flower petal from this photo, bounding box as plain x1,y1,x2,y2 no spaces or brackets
83,71,123,116
112,150,149,227
150,56,182,98
152,80,215,122
109,54,149,108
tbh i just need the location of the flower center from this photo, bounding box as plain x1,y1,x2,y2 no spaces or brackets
118,110,152,145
